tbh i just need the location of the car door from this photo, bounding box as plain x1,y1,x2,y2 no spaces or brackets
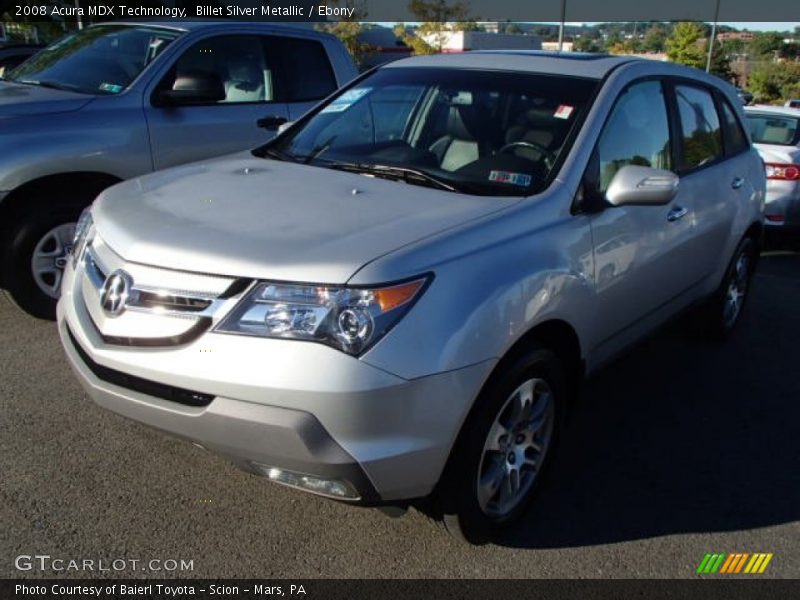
143,34,289,170
585,79,701,359
668,82,738,282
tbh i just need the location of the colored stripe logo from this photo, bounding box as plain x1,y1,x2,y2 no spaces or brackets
697,553,773,574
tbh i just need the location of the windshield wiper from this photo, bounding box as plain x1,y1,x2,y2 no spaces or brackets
262,147,296,162
327,162,458,192
15,79,84,93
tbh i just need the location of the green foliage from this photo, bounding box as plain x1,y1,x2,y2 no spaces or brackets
317,1,373,68
666,22,706,69
394,0,473,54
750,32,784,58
748,62,800,104
642,26,667,53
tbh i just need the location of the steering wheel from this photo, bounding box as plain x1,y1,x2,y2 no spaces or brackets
497,141,556,168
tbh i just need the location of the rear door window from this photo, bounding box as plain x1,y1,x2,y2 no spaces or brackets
266,36,337,102
674,84,724,170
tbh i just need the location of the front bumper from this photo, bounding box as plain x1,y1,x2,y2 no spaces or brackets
57,260,494,503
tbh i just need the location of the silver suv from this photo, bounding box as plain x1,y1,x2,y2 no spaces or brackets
0,21,356,318
58,52,765,543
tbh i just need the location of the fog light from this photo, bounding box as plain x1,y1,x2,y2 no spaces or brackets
252,463,360,500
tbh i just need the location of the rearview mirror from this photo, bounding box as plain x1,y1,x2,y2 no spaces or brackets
606,165,680,207
156,71,225,106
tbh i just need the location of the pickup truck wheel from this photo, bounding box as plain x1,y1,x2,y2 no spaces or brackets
701,236,756,339
432,347,565,544
3,206,83,320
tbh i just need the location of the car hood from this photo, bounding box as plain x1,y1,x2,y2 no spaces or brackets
0,80,93,116
93,154,521,283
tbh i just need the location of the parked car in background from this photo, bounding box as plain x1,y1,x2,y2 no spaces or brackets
58,52,764,543
745,106,800,235
735,87,753,106
0,43,43,78
785,99,800,109
0,21,357,318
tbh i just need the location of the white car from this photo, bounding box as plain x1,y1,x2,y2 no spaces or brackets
745,106,800,234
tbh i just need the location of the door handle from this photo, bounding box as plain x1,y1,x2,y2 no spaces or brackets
257,115,288,130
731,177,745,190
667,206,689,222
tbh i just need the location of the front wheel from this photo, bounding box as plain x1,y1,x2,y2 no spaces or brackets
429,347,566,544
3,206,83,320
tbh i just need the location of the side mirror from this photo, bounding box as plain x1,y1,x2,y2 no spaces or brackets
156,71,225,106
606,165,680,207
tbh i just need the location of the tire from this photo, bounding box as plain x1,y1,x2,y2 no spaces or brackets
2,204,85,320
698,235,757,339
429,346,567,544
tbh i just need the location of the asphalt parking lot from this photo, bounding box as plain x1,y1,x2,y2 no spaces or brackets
1,249,799,579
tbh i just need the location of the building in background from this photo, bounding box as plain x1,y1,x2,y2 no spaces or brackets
422,30,542,53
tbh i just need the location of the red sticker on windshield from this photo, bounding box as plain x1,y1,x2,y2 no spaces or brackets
554,105,574,119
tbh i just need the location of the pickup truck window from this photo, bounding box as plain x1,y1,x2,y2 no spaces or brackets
265,67,598,196
7,25,180,95
168,36,273,103
266,36,338,102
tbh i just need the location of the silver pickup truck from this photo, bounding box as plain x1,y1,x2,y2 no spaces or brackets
0,21,356,318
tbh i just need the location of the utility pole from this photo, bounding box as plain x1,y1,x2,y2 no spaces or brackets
706,0,721,72
75,0,83,30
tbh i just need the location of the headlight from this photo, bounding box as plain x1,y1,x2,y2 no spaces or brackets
71,208,93,267
215,277,429,355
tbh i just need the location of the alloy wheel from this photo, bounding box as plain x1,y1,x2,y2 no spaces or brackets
477,377,555,519
30,223,76,299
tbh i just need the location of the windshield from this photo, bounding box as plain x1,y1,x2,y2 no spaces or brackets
7,25,180,95
746,113,800,146
262,67,598,196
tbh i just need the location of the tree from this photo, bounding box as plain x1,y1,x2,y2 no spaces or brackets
394,0,473,54
666,22,706,70
642,26,667,53
506,23,523,35
317,1,372,68
708,48,733,82
748,62,800,104
750,32,783,58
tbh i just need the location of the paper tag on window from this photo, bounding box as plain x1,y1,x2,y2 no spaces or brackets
321,87,372,113
489,171,532,186
554,105,574,119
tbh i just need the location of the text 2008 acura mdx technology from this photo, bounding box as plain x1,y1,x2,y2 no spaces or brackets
0,21,356,318
58,52,765,543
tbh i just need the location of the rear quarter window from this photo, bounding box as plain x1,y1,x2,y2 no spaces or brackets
746,114,800,146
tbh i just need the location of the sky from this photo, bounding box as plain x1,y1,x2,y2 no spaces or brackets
723,22,798,31
378,22,799,33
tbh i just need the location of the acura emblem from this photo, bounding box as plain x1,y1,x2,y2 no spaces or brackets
100,269,133,317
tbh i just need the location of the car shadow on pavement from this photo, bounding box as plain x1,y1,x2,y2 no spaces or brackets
498,250,800,549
